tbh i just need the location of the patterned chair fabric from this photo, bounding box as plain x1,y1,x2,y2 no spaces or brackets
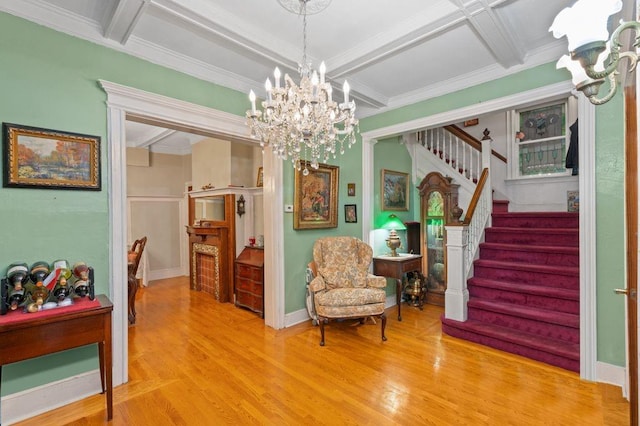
309,236,388,346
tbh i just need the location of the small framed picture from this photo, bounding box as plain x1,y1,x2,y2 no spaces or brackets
256,166,263,187
381,169,409,211
344,204,357,223
567,190,579,212
347,183,355,196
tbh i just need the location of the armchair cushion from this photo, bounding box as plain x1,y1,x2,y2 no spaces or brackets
315,287,385,307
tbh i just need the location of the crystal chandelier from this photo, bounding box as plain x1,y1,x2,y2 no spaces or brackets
246,0,358,174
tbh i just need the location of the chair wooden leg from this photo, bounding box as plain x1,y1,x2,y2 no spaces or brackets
380,313,387,342
128,274,137,325
319,317,328,346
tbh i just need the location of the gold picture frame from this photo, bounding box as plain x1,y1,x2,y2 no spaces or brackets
3,123,101,190
256,166,263,187
381,169,409,211
294,162,339,229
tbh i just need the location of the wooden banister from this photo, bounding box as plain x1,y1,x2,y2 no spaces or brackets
443,125,507,164
463,168,489,225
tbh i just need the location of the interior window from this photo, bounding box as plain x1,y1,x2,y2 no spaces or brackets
515,101,568,177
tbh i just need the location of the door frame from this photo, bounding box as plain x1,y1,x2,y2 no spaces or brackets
360,81,598,380
99,80,286,386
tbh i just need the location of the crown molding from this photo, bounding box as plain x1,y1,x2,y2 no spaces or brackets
358,40,569,119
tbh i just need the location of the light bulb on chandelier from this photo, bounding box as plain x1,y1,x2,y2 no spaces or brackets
246,0,358,175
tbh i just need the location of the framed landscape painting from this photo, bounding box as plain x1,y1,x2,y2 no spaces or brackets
3,123,101,190
294,162,339,229
381,169,409,211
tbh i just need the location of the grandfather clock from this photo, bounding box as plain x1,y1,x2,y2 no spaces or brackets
417,172,459,306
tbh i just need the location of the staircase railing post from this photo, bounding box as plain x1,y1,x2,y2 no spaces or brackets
445,224,469,321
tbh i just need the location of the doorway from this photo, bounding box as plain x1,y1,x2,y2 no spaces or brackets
360,81,599,382
100,80,286,386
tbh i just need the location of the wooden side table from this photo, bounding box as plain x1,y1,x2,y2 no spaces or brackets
0,294,113,421
373,254,422,321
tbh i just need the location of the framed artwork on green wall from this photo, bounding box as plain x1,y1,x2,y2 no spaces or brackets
3,123,101,191
294,162,339,229
381,169,409,211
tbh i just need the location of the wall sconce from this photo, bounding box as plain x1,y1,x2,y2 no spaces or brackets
382,214,407,257
236,195,245,217
550,0,634,105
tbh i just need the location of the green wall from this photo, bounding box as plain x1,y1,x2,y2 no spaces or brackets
0,12,249,396
0,3,626,401
594,99,626,365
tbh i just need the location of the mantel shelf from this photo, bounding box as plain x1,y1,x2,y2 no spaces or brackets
188,187,263,198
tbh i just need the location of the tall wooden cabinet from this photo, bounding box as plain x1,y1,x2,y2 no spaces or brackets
417,172,459,306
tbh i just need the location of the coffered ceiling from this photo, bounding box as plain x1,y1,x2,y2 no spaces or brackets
0,0,628,153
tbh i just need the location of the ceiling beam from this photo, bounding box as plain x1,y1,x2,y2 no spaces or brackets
453,0,524,68
103,0,150,45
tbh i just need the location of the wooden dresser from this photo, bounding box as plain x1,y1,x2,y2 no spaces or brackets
234,246,264,317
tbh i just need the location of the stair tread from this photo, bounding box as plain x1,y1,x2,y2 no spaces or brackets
492,212,578,218
474,259,579,275
487,227,578,233
468,299,579,328
468,277,579,300
480,242,578,254
442,317,579,360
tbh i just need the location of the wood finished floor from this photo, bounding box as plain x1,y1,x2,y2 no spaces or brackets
17,276,629,425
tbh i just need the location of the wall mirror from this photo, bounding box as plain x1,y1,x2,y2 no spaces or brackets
194,196,225,222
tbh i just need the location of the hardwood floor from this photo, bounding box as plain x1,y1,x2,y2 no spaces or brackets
17,276,629,425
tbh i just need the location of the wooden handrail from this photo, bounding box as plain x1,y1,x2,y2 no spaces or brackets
463,168,489,225
443,125,507,164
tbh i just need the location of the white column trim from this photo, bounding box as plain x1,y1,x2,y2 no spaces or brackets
578,95,597,381
106,104,128,386
100,80,285,386
360,81,596,380
445,226,469,321
362,136,376,246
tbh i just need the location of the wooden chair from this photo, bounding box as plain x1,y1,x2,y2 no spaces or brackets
128,236,147,325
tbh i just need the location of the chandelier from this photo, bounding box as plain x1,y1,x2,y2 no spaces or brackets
246,0,358,174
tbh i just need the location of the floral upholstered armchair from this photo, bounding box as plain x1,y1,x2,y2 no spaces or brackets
308,236,388,346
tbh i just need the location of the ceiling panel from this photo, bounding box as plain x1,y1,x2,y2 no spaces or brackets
351,24,495,97
2,0,612,152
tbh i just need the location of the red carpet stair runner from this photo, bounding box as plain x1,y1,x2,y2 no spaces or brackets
441,204,580,372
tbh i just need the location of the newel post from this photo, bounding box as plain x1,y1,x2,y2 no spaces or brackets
445,224,469,321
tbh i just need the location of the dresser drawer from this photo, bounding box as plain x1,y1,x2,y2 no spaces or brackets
236,263,263,281
236,276,254,292
236,291,263,313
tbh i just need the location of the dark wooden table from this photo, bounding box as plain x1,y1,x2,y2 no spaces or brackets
0,294,113,420
373,255,422,321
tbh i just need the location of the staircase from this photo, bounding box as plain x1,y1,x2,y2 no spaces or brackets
441,205,580,372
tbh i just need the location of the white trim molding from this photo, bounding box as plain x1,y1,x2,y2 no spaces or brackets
99,80,285,388
360,81,597,381
1,370,102,425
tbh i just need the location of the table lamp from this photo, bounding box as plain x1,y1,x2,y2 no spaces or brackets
382,214,407,257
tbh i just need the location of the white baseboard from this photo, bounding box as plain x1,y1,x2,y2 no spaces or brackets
596,361,627,399
1,369,102,425
284,308,311,327
148,267,183,282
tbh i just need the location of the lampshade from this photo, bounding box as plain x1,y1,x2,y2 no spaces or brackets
549,0,622,52
556,42,610,85
382,214,406,231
